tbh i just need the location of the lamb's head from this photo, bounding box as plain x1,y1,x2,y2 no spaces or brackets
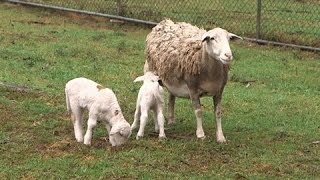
134,72,160,84
201,28,242,64
109,120,132,147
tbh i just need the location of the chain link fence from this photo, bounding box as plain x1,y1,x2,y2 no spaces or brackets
7,0,320,49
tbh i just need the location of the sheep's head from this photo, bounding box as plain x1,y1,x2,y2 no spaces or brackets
201,28,242,64
109,121,131,147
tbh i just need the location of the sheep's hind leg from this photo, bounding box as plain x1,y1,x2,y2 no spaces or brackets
213,96,226,143
168,93,176,125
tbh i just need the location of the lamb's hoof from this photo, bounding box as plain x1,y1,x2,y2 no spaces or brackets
217,138,226,143
197,136,206,141
136,135,143,140
76,139,83,143
158,135,167,141
83,142,91,146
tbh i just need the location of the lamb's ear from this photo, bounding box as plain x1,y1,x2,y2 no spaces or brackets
154,75,160,81
158,80,164,87
228,33,242,40
201,33,210,42
109,125,119,135
119,126,131,138
134,75,144,83
109,124,131,138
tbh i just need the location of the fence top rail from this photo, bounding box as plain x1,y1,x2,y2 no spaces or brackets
5,0,320,52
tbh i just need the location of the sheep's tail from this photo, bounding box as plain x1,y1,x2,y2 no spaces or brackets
65,88,71,113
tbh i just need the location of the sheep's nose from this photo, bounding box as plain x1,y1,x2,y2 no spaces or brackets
225,53,233,60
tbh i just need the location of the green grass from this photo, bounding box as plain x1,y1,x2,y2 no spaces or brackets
18,0,320,47
0,3,319,179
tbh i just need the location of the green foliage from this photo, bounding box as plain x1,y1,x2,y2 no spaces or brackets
0,3,319,179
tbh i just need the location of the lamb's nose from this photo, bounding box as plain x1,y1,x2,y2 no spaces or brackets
225,53,233,60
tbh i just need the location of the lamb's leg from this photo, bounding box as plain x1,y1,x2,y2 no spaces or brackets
168,93,176,124
213,95,226,143
131,106,141,131
153,110,159,133
155,106,166,139
71,108,84,142
103,123,111,142
189,90,205,139
83,115,97,145
136,107,148,140
105,123,111,134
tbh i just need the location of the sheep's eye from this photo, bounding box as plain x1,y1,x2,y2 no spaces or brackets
210,37,215,40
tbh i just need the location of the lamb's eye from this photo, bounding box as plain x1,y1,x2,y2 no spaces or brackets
210,37,215,40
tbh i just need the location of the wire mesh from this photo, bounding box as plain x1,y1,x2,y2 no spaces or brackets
20,0,320,48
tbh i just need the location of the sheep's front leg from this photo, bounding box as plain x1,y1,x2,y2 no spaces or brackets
213,96,226,143
189,91,205,139
84,116,97,145
168,93,176,124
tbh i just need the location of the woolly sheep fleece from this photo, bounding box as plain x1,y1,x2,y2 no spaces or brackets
146,19,207,81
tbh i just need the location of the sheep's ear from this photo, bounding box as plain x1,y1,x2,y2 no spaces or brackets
134,75,144,83
228,33,242,40
201,33,210,42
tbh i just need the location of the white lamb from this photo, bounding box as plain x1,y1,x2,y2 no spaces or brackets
131,72,166,139
65,77,131,147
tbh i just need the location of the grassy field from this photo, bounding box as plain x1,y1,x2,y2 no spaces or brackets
16,0,320,47
0,3,320,179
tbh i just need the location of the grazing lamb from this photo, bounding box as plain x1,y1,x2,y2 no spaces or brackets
145,19,241,142
131,72,166,139
65,77,131,147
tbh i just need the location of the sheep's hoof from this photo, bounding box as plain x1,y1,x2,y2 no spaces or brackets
216,134,226,143
136,135,143,140
167,120,176,125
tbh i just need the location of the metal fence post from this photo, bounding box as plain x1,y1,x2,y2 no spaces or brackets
256,0,262,39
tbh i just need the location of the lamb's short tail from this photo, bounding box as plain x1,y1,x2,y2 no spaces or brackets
65,88,71,113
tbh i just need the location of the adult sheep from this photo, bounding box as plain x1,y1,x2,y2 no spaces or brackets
145,19,241,142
